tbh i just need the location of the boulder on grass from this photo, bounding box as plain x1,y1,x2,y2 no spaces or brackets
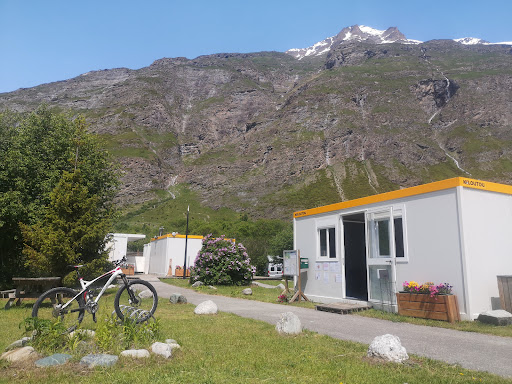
367,334,409,363
242,288,252,295
169,293,187,304
0,346,38,363
35,353,72,367
120,349,150,358
477,310,512,326
152,342,172,358
275,312,302,335
194,300,218,315
191,281,203,288
80,354,118,368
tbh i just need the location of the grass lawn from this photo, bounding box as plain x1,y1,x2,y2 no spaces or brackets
161,278,512,338
1,296,511,384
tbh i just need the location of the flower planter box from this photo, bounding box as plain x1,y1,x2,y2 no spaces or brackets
174,269,190,277
396,292,461,323
121,265,134,276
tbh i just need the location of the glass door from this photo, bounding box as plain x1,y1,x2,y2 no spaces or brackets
366,208,397,308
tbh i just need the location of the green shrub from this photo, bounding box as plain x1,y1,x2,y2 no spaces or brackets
190,234,255,285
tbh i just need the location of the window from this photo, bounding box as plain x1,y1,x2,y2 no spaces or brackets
368,211,406,259
394,217,405,258
319,227,336,259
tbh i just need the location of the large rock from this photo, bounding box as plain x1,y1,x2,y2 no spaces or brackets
477,310,512,326
0,346,38,362
276,283,286,290
191,281,203,288
35,353,72,367
194,300,218,315
80,354,119,368
242,288,252,295
169,293,187,304
367,334,409,363
151,342,172,358
120,349,150,358
275,312,302,335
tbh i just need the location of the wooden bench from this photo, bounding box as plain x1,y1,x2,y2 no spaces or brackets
4,277,61,309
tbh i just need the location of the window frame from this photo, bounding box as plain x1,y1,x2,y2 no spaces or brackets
316,218,339,261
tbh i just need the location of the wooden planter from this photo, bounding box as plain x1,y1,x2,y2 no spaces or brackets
396,292,461,323
174,269,190,277
121,265,134,276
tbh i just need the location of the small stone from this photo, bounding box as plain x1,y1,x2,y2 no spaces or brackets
80,354,119,368
1,346,38,363
120,349,150,358
69,329,95,338
169,293,187,304
35,353,72,367
194,300,218,315
367,334,409,363
242,288,252,295
191,281,203,288
477,310,512,326
4,337,30,351
208,285,217,290
165,338,177,344
138,290,154,299
276,312,302,335
151,342,172,358
276,283,286,290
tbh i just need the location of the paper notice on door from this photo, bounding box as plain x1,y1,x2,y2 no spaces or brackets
315,263,322,271
335,274,342,283
315,271,321,280
324,272,329,283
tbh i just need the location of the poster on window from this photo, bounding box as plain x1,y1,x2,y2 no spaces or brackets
283,250,298,277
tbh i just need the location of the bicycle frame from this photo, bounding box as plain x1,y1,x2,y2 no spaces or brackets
62,264,125,311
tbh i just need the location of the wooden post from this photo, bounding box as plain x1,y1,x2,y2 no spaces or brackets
289,250,309,303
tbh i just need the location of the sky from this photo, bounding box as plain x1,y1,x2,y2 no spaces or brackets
1,0,511,94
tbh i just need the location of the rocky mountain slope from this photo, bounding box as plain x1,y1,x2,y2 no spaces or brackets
1,29,512,220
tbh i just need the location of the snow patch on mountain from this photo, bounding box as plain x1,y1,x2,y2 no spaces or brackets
286,25,420,60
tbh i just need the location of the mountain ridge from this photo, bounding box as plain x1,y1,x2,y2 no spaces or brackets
1,28,511,221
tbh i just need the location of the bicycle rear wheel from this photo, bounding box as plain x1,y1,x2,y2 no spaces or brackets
31,287,85,334
114,280,158,323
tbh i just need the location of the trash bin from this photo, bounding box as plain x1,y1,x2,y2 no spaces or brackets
497,276,512,312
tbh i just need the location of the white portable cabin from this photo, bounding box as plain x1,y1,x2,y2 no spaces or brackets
293,177,512,320
147,233,204,276
106,233,146,272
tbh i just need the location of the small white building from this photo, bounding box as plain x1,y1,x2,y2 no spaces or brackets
293,177,512,320
146,233,204,276
106,233,146,272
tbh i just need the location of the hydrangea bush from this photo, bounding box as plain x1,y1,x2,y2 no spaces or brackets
190,234,256,286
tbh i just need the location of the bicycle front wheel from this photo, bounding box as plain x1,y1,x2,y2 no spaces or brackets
114,280,158,323
31,287,85,334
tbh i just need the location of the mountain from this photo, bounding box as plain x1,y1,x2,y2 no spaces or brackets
287,25,511,60
286,25,421,60
1,27,512,222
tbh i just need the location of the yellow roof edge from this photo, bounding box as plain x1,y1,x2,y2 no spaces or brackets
151,234,204,242
293,177,512,219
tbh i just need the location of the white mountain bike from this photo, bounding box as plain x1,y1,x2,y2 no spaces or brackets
32,257,158,333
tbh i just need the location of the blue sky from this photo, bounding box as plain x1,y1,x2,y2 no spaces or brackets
1,0,511,93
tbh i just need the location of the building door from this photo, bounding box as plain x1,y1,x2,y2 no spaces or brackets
366,208,397,309
342,213,368,300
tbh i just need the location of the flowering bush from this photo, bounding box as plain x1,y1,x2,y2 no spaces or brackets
277,293,289,303
403,281,453,297
190,234,256,286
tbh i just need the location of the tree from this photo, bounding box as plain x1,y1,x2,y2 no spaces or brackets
0,106,118,286
21,170,114,280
